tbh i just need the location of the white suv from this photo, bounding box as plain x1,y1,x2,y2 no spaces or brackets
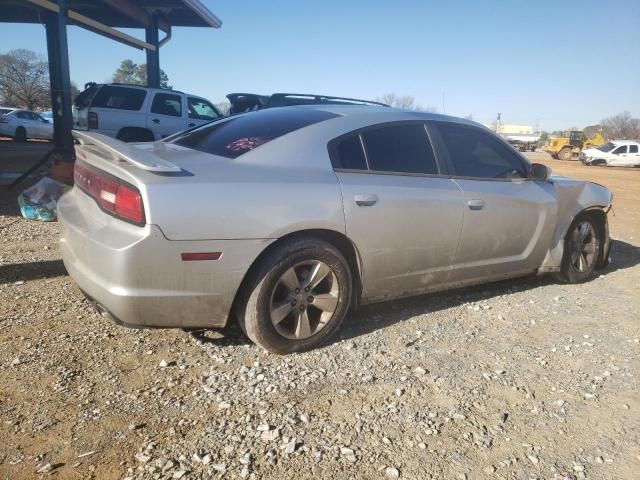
73,83,221,142
580,140,640,167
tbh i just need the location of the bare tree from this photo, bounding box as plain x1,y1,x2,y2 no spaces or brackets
0,49,50,110
376,93,437,112
600,111,640,140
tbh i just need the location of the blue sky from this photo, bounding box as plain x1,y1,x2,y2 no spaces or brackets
1,0,639,130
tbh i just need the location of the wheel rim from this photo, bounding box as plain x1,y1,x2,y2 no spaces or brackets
269,260,339,340
570,221,597,272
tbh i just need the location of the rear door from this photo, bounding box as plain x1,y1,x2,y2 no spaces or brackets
628,144,640,166
332,122,464,302
431,122,557,283
147,92,187,139
187,96,221,129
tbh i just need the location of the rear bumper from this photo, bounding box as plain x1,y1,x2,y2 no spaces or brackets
58,188,271,329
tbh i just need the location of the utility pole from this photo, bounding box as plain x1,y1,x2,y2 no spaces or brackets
496,113,501,133
442,92,445,114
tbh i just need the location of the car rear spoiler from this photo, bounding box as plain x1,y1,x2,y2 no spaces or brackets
73,130,181,173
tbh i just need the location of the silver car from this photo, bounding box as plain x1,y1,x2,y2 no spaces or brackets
58,106,612,353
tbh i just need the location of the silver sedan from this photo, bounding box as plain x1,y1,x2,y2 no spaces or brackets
58,106,612,353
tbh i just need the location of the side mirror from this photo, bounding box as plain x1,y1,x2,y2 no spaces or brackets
529,163,551,181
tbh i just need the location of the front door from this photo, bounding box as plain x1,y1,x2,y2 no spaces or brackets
330,122,464,302
431,122,557,283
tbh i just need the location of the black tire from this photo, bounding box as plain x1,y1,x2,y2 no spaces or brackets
14,127,26,142
559,213,602,283
237,237,352,354
558,147,573,161
117,128,154,143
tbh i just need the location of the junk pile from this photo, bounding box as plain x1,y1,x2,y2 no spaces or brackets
18,177,70,222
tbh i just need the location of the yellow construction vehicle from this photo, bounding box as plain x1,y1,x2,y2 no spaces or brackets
544,130,605,161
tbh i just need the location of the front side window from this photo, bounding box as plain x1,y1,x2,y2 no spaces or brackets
361,124,438,174
171,107,338,159
629,145,638,154
151,93,182,117
91,86,147,110
437,124,527,179
187,97,220,120
613,146,627,155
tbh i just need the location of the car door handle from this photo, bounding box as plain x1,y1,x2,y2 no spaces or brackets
188,122,196,127
355,194,378,207
152,118,160,124
467,199,485,210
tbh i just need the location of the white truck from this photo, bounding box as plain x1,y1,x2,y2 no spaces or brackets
73,83,221,142
502,133,541,152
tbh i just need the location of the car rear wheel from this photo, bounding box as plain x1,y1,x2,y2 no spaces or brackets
559,213,601,283
15,127,26,142
238,237,352,354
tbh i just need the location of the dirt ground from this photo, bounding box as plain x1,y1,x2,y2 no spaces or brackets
0,152,639,480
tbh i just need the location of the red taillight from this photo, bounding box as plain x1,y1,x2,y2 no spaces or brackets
74,161,145,226
115,184,144,224
88,111,98,129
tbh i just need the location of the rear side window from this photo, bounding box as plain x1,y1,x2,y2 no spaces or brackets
437,124,527,179
91,86,147,111
151,93,182,117
362,124,438,174
172,108,338,159
333,135,368,170
630,145,638,153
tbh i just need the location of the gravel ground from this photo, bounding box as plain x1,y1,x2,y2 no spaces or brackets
1,154,639,480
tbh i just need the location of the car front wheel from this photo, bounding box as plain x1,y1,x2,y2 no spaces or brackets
238,237,352,354
559,213,602,283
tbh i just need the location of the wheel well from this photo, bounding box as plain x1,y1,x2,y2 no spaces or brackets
228,229,363,325
116,127,154,142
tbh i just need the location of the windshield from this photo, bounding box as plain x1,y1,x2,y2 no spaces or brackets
598,142,616,152
171,108,338,159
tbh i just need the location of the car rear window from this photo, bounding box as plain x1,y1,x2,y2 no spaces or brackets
0,108,14,115
171,108,338,159
91,86,147,111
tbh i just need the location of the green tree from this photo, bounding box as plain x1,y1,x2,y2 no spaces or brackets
112,59,170,88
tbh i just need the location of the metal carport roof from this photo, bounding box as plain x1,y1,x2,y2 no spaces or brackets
1,0,222,185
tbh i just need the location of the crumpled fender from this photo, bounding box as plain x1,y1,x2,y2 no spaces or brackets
539,176,612,272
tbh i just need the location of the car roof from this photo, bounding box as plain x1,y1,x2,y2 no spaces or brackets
610,139,640,145
101,83,186,95
284,104,483,128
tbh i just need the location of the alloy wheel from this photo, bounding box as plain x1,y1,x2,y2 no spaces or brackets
570,221,597,272
269,260,339,340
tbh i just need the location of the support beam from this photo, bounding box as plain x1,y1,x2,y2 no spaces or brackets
45,1,74,158
145,14,160,88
